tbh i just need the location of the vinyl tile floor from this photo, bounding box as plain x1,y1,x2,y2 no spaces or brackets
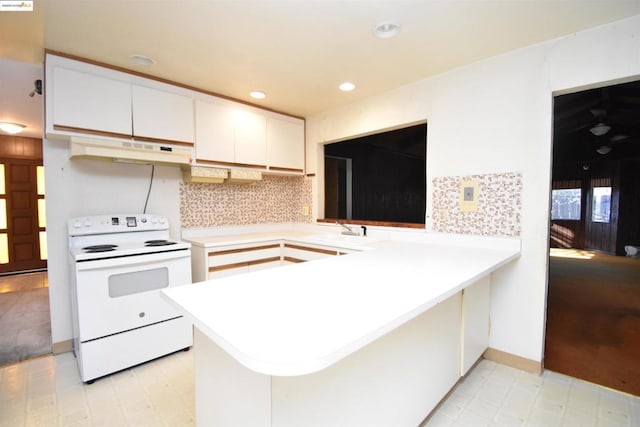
1,351,639,427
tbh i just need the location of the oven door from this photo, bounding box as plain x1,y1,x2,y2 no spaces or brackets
73,249,192,342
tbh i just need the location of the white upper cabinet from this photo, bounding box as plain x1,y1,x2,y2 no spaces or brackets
267,117,304,172
195,102,268,168
234,109,267,167
194,100,236,163
46,53,303,173
51,67,132,137
132,85,195,144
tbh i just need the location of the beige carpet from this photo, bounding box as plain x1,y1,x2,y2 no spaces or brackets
545,249,640,396
0,287,52,366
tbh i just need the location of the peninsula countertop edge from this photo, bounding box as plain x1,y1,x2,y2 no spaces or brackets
161,232,521,377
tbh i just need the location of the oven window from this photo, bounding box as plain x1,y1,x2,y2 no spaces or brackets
108,267,169,298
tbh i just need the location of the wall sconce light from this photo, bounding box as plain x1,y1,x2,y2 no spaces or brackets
0,122,26,134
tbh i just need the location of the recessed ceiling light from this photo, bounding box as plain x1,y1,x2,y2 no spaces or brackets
339,82,356,92
0,122,26,134
130,54,156,67
374,22,401,39
250,91,266,99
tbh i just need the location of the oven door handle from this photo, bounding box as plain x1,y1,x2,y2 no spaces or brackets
74,249,191,272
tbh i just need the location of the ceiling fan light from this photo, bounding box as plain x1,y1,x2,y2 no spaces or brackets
589,122,611,136
610,134,628,142
596,145,612,155
0,122,26,134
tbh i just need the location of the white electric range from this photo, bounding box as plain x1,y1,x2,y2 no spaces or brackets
68,214,193,383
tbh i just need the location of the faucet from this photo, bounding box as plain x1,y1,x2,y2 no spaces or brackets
336,221,360,236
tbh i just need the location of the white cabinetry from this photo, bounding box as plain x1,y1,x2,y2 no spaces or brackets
51,67,132,137
191,242,282,281
195,100,236,163
234,109,267,167
46,53,195,147
132,85,195,144
47,53,304,174
267,117,305,172
460,275,491,375
282,243,347,264
189,238,356,281
195,101,268,168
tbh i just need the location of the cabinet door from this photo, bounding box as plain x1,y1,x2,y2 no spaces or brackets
195,100,236,163
461,276,491,375
52,67,132,137
132,85,195,144
267,117,304,172
234,109,267,167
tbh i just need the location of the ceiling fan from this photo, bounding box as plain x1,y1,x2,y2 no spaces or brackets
588,107,611,136
586,100,632,155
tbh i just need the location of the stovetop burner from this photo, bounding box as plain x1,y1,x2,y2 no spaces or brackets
83,244,118,253
145,240,177,247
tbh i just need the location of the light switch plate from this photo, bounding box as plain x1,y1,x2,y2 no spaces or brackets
459,180,479,212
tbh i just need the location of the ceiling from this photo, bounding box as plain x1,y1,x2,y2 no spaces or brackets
1,1,640,140
553,79,640,164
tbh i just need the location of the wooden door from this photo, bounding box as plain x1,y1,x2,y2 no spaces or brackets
0,157,47,274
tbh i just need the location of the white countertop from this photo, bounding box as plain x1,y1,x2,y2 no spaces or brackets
162,234,519,377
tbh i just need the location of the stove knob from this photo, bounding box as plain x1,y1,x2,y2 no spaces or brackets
73,221,82,229
84,220,92,228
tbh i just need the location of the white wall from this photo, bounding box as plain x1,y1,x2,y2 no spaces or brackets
44,138,183,345
306,15,640,362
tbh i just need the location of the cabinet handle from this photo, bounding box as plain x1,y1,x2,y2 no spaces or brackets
139,312,146,318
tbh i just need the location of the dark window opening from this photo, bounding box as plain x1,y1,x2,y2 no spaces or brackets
324,123,426,225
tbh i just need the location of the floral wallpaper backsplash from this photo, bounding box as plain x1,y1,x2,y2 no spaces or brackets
180,175,313,228
432,172,522,237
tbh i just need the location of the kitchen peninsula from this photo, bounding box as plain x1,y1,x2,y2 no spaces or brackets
162,231,519,426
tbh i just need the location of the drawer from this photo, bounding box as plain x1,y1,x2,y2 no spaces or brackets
282,243,338,263
208,243,281,267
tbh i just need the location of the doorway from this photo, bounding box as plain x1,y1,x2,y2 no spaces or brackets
545,80,640,396
0,135,50,366
0,157,47,273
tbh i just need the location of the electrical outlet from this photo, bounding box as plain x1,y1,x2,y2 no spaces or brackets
438,208,448,222
302,205,309,216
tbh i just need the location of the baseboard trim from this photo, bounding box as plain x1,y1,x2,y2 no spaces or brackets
52,339,73,355
483,347,542,374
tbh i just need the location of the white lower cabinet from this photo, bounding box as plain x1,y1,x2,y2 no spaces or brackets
206,243,281,280
460,275,491,375
282,243,342,264
189,239,356,282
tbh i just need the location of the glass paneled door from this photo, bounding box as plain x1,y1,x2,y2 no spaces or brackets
0,159,47,273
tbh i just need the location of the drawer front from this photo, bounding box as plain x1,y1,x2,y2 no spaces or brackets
208,265,248,280
208,244,281,267
282,243,338,263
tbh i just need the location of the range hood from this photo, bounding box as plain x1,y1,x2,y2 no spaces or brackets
69,136,192,166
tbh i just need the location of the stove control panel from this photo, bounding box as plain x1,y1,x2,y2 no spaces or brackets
68,214,169,235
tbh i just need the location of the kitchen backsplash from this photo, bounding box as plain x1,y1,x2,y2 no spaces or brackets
180,175,313,228
432,172,522,237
